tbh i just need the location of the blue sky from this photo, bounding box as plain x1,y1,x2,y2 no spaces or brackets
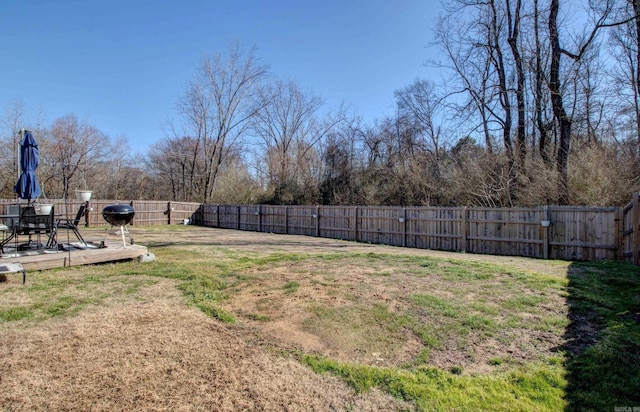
1,0,441,154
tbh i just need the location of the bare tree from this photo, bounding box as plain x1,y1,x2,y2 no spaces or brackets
209,153,262,204
548,0,617,203
253,80,343,204
532,0,553,165
434,11,497,153
98,135,135,200
486,0,515,164
146,136,201,201
435,0,534,203
253,80,323,187
395,79,446,158
572,45,608,146
0,98,26,197
505,0,527,166
434,0,631,204
632,0,640,153
609,1,640,155
39,114,110,200
174,43,268,203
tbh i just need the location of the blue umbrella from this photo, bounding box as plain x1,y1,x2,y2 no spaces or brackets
14,130,42,202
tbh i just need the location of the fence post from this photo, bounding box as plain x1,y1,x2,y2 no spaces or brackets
315,205,320,237
258,204,262,233
633,192,640,265
543,205,550,260
615,206,623,261
284,206,288,234
461,206,467,253
237,205,241,230
401,207,407,248
354,206,358,242
167,201,172,225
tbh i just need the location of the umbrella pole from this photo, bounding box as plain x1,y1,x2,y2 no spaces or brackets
17,129,23,184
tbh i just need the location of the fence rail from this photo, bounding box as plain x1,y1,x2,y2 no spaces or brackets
1,195,639,263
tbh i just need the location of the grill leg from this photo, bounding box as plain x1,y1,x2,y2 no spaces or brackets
120,225,127,248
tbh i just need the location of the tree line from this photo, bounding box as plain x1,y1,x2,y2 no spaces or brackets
0,106,147,201
3,1,640,207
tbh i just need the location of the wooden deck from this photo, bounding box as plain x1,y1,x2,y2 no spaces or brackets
0,239,148,271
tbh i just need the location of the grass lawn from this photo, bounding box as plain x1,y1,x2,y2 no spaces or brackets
1,226,639,411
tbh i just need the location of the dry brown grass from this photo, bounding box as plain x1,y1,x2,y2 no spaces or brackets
0,226,573,411
0,276,410,411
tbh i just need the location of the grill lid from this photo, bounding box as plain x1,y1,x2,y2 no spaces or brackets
102,204,135,226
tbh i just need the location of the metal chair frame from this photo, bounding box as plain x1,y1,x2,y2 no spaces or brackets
54,202,88,247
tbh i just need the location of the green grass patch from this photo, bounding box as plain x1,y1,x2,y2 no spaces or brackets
503,294,548,310
243,312,271,321
282,281,300,294
461,314,498,333
303,354,566,411
304,303,413,354
0,306,33,322
178,275,235,323
562,260,640,411
469,301,500,315
0,271,161,324
440,266,495,281
411,294,460,317
45,295,81,316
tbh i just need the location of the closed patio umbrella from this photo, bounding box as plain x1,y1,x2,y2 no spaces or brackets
14,130,41,203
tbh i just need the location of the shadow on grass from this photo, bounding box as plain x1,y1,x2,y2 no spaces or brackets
563,260,640,411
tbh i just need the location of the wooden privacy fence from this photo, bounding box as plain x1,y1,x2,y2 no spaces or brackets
193,203,626,262
2,194,640,263
87,200,201,227
0,199,201,227
622,192,640,265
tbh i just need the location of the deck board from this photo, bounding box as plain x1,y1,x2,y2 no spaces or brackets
0,240,148,271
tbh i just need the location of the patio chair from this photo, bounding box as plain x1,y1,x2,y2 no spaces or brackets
0,223,10,238
54,202,88,247
0,205,19,254
17,204,55,250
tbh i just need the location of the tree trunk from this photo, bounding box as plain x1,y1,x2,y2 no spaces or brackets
534,0,551,165
634,0,640,157
549,0,571,205
506,0,526,168
489,0,514,164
